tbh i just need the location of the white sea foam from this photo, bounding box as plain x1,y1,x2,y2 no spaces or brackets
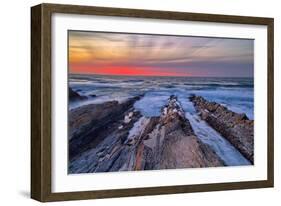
126,116,150,144
69,95,132,110
133,91,170,117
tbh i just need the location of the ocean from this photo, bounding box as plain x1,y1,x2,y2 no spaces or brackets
69,74,253,120
69,74,253,166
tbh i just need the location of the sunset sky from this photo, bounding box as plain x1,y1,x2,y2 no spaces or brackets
68,31,254,77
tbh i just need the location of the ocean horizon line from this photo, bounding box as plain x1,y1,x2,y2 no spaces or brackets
69,73,253,79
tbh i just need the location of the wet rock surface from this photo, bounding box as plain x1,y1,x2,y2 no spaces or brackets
69,95,223,174
68,96,142,160
190,95,254,163
133,95,223,170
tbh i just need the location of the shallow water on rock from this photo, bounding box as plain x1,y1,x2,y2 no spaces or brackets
185,112,251,166
134,94,251,166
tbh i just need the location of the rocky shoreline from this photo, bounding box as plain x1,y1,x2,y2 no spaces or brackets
68,95,142,161
69,95,226,173
68,93,253,173
189,95,254,163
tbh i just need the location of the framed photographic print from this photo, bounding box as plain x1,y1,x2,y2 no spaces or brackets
31,3,274,202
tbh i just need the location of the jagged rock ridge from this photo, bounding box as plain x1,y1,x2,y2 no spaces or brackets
189,95,254,163
69,95,224,173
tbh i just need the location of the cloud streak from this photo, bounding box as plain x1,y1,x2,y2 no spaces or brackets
69,31,254,77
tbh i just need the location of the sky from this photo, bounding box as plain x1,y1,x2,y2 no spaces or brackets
68,31,254,77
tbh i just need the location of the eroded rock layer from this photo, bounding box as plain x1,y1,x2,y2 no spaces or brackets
190,95,254,163
68,96,142,161
69,95,224,173
135,95,223,170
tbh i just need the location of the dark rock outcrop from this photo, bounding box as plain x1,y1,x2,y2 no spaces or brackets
69,95,223,174
68,96,142,160
69,87,87,101
189,95,254,163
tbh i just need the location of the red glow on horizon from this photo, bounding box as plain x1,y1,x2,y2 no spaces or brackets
69,64,194,77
